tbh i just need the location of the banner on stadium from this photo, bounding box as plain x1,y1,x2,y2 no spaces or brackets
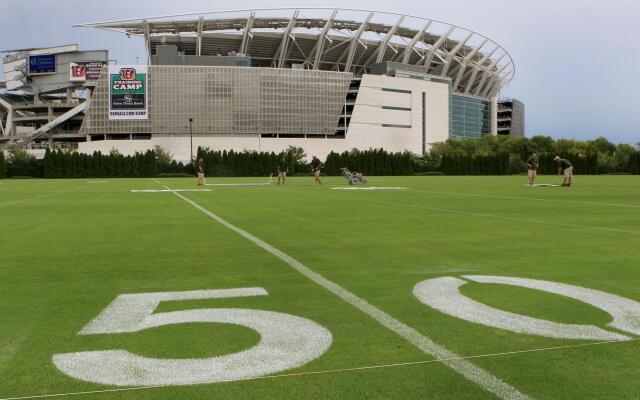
108,65,148,120
70,62,107,82
28,54,56,75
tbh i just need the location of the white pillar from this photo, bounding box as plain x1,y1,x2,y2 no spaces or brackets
7,108,14,137
490,96,498,136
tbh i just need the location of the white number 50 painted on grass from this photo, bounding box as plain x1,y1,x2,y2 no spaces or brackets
413,275,640,340
53,288,332,386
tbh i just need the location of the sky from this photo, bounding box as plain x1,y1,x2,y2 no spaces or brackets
1,0,638,144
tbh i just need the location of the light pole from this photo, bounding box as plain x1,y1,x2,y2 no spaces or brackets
189,118,194,163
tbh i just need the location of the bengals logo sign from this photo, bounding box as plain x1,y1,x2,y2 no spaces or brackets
69,63,86,82
109,65,147,120
119,68,137,80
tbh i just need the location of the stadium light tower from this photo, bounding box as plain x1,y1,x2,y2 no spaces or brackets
189,118,194,162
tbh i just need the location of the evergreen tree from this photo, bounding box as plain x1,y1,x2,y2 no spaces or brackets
0,150,6,179
43,148,53,178
5,145,41,177
627,152,640,174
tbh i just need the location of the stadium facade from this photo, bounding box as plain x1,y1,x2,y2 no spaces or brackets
497,98,525,137
1,9,517,161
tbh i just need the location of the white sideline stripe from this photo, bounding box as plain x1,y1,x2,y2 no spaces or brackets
523,184,561,187
204,174,273,187
4,338,639,400
152,179,531,400
340,196,640,237
130,189,211,193
0,185,87,208
413,189,640,209
204,183,271,187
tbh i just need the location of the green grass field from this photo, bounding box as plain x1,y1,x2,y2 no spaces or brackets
1,175,639,399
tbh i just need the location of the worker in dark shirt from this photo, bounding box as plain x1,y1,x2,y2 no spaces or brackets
526,153,538,186
311,155,322,184
554,155,573,187
196,157,205,186
277,158,287,185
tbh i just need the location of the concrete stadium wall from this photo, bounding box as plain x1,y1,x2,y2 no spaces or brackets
347,74,450,154
78,74,450,162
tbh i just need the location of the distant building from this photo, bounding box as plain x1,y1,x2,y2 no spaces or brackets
2,9,519,161
0,44,108,150
497,98,525,137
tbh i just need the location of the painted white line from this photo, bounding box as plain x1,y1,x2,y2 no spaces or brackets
5,337,639,400
86,181,108,184
339,196,640,236
130,189,211,193
204,183,271,187
152,179,531,400
0,185,87,208
332,187,407,190
523,184,561,187
413,189,640,209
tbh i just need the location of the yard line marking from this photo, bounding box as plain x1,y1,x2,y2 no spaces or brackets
151,179,531,400
0,185,87,208
3,337,639,400
412,189,640,209
204,183,271,187
338,196,640,236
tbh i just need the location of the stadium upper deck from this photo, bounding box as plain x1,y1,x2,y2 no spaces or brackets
76,8,514,99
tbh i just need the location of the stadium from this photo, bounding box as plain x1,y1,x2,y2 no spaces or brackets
2,6,640,400
1,8,518,161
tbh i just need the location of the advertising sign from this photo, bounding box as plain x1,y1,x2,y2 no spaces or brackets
69,63,86,82
84,62,107,81
28,54,56,74
108,65,148,120
70,62,107,82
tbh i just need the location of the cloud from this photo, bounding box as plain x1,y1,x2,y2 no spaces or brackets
1,0,638,142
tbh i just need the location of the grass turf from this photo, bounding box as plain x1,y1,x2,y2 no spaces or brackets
0,175,639,399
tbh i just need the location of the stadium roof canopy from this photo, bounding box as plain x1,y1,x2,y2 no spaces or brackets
76,8,515,98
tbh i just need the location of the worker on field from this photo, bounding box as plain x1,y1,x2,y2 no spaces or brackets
196,157,205,186
526,153,538,186
554,155,573,187
311,155,322,184
277,157,287,185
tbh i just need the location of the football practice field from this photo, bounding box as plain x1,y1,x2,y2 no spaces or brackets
1,175,639,400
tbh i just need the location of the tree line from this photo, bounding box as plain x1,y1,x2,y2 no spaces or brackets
1,135,639,178
439,153,510,175
195,147,304,177
628,152,640,174
423,135,638,175
324,149,414,176
43,148,157,178
437,152,600,176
